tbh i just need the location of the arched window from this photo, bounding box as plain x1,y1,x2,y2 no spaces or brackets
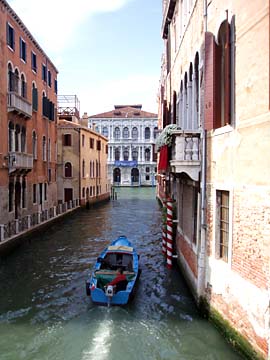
9,182,14,212
123,127,129,139
132,148,138,161
132,127,138,139
22,178,26,208
32,83,38,111
65,162,72,177
115,147,120,161
42,136,46,161
184,72,188,129
145,148,150,161
48,138,51,161
153,127,158,139
8,122,14,152
8,63,13,92
15,124,20,152
32,131,37,159
218,20,232,127
82,187,85,198
96,160,99,177
82,159,85,177
194,52,199,129
95,126,100,133
114,127,120,139
21,74,27,98
123,147,129,161
144,127,150,139
21,126,26,152
102,126,108,137
14,69,19,93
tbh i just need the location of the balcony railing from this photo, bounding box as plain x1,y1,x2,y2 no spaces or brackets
8,152,33,174
7,92,32,118
170,130,201,181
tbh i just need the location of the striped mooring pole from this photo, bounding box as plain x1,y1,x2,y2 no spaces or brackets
162,224,167,256
166,198,173,269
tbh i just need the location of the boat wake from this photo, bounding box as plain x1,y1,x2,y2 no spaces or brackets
82,318,113,360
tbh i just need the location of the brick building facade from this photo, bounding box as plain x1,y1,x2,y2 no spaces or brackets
57,96,110,206
0,0,58,234
158,0,270,358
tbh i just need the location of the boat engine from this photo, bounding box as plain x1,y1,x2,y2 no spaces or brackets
105,285,114,298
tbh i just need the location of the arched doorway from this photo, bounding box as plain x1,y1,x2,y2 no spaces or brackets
15,180,21,219
113,168,121,184
131,168,139,184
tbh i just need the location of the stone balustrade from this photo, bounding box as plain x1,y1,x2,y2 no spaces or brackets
170,130,201,181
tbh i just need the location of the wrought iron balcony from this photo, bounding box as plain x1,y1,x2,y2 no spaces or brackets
8,152,33,174
170,130,201,181
7,92,32,118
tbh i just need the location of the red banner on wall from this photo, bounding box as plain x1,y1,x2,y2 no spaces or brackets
158,145,168,172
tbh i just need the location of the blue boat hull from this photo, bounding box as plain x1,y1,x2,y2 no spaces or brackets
86,236,140,306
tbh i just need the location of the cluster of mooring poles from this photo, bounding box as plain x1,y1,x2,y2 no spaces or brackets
111,187,117,200
162,198,174,269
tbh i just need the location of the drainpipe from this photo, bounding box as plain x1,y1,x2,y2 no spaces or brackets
197,0,208,300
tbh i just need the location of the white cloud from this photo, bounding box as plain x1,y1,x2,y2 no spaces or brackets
71,74,159,116
7,0,131,54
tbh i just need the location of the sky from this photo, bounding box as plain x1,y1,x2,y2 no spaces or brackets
7,0,163,117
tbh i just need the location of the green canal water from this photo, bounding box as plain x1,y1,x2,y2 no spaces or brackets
0,188,243,360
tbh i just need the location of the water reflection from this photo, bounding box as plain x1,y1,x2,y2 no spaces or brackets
0,188,242,359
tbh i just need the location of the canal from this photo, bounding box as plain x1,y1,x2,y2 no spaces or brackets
0,188,243,360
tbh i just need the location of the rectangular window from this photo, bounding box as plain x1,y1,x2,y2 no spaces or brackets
82,134,85,147
42,64,47,82
33,184,37,204
20,37,27,62
6,23,15,50
216,190,229,262
90,138,94,149
31,52,37,72
54,79,58,94
44,183,47,201
97,140,101,151
39,183,43,205
48,70,51,87
32,87,38,111
63,134,72,146
48,169,52,183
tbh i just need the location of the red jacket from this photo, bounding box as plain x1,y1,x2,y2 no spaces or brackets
108,274,127,286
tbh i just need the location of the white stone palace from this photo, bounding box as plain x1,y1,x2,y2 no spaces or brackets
86,105,158,187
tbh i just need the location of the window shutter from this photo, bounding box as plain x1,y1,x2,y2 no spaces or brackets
168,102,171,124
214,40,222,129
225,20,231,125
204,32,215,130
172,91,177,124
32,88,38,111
162,100,167,128
230,16,235,124
6,22,9,43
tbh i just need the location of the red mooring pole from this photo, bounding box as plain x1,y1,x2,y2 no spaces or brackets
162,224,167,256
166,198,173,269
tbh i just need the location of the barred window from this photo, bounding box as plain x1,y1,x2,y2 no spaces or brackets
216,190,229,262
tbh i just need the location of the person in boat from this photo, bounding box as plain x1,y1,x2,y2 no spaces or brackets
106,268,128,291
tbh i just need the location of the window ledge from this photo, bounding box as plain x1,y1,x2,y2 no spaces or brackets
212,125,233,137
